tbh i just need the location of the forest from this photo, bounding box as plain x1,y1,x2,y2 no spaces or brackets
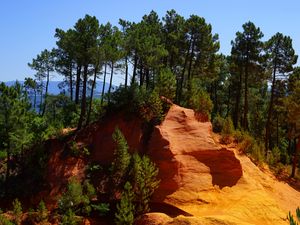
0,9,300,225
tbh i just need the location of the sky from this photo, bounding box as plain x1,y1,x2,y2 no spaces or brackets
0,0,299,83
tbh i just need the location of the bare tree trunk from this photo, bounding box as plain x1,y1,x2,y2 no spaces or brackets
77,64,88,130
108,62,114,103
291,138,300,178
125,56,128,88
75,65,81,104
69,64,73,101
87,66,98,125
131,51,138,84
42,70,50,116
101,63,107,106
265,62,277,154
243,61,249,130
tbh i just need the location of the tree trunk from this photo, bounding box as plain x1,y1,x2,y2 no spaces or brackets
69,64,73,101
187,38,195,81
125,56,128,89
291,138,300,178
108,62,114,103
101,63,107,106
176,41,191,103
77,64,88,130
87,66,98,125
75,65,81,104
145,68,150,89
139,62,144,86
42,70,50,116
39,84,43,115
243,62,249,130
233,72,242,129
34,89,36,109
265,63,277,154
131,51,138,84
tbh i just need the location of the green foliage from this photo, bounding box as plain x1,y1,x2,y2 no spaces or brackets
267,146,281,166
0,211,13,225
136,88,163,123
183,79,213,120
61,209,79,225
91,203,110,216
111,128,131,189
288,207,300,225
59,179,83,213
115,182,135,225
155,68,176,101
58,179,96,216
12,199,22,225
110,84,163,123
212,114,225,133
131,153,160,215
36,200,48,223
222,117,234,136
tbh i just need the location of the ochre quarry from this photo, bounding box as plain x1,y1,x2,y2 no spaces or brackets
145,104,300,225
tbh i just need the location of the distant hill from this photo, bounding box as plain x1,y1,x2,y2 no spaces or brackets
4,80,115,97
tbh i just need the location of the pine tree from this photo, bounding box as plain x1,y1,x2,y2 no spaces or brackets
131,153,160,215
111,128,131,190
265,33,298,153
115,182,135,225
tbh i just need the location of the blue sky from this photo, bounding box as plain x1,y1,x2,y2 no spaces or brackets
0,0,299,82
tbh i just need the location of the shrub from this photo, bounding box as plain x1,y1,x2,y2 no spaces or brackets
268,146,281,166
110,84,163,123
237,132,255,153
115,182,135,225
59,179,83,213
154,68,176,101
0,210,13,225
91,203,110,216
212,114,225,133
12,199,22,225
59,178,96,216
220,117,234,144
136,89,163,123
251,142,265,163
37,200,48,223
61,209,79,225
111,128,131,191
131,153,160,216
288,207,300,225
183,79,213,120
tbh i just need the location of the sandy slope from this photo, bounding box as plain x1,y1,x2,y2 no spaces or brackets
147,104,300,225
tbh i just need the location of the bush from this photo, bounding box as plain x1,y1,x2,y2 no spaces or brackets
212,114,225,133
183,79,213,120
61,209,79,225
251,142,265,163
288,207,300,225
131,153,160,215
154,68,176,101
12,199,22,225
111,128,131,191
36,200,48,223
268,146,281,166
220,117,234,144
237,132,255,153
136,88,163,123
91,203,110,216
109,84,163,123
0,210,13,225
115,182,135,225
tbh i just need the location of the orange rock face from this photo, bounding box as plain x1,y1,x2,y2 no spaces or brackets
147,104,300,225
